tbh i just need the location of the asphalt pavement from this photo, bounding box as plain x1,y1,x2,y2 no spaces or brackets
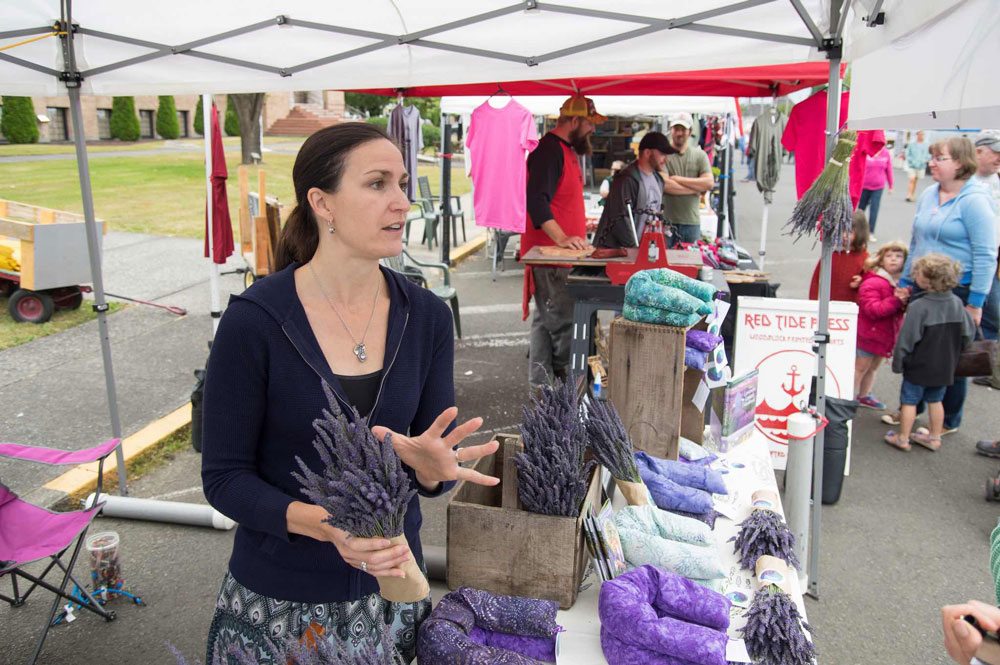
2,162,998,664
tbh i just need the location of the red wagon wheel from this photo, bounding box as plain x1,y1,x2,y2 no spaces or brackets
9,289,55,324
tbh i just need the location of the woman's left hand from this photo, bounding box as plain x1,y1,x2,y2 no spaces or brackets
966,305,983,326
372,407,500,490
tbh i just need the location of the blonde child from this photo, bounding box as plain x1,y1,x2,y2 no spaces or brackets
884,255,975,451
855,242,909,409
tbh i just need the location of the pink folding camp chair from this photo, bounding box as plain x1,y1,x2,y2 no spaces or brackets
0,438,121,665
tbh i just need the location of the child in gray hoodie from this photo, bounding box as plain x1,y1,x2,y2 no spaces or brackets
885,254,975,451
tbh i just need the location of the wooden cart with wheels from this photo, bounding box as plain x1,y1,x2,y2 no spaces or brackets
0,199,103,324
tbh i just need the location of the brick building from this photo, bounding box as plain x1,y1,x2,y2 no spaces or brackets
1,90,346,142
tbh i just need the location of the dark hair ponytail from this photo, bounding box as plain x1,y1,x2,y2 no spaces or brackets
275,122,393,271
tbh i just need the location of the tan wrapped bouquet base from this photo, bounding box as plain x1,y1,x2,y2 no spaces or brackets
375,535,430,603
616,479,650,506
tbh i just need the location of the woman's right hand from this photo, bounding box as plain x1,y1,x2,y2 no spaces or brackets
286,502,412,578
942,600,1000,664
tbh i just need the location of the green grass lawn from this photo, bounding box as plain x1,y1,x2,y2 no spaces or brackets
0,299,124,351
0,136,243,157
0,145,471,238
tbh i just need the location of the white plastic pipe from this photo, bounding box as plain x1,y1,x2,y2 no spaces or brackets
85,493,235,530
758,203,770,270
783,411,814,588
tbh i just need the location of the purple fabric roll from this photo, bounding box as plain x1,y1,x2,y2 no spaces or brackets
684,347,709,370
685,330,724,352
416,587,560,665
469,627,558,663
598,565,730,665
636,452,728,495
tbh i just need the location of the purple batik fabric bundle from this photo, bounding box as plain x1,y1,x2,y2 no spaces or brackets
416,587,561,664
685,330,724,352
684,347,709,371
599,565,731,665
634,452,727,527
636,452,727,495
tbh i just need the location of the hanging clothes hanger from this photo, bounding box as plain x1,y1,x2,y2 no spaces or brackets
487,82,512,108
394,88,408,109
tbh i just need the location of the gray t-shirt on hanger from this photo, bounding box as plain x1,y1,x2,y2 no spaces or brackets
388,104,424,201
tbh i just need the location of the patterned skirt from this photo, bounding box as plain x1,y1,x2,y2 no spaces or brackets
206,572,431,664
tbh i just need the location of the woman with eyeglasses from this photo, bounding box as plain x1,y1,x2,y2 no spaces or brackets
882,136,997,437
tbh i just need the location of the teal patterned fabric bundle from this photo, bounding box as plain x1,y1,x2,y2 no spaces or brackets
615,505,725,586
623,269,717,328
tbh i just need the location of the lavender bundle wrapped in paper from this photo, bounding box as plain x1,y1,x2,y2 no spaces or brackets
731,507,800,571
292,381,427,603
741,556,815,665
515,380,596,517
417,587,561,664
584,397,648,506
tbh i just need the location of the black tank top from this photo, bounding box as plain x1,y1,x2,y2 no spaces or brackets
334,370,383,418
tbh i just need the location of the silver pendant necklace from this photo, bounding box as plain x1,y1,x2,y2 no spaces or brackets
309,263,381,363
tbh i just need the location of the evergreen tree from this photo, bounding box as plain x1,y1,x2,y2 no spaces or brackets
109,96,140,141
0,96,39,144
194,96,204,136
155,95,180,139
224,96,240,136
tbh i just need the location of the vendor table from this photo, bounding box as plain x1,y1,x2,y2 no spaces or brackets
431,433,810,664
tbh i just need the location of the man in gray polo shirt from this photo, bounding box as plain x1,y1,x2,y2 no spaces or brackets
661,112,714,245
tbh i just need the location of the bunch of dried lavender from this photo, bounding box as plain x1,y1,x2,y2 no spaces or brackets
740,585,815,665
584,398,640,482
783,130,857,251
168,622,396,664
731,509,800,571
584,398,649,506
293,382,415,540
292,381,427,603
515,379,596,517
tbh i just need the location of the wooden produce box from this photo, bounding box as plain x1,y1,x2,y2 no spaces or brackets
609,316,700,460
446,433,601,609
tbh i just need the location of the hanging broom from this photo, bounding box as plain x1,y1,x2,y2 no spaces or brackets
784,130,857,251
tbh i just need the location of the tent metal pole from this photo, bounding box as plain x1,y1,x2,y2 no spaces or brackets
204,94,221,336
60,2,127,495
441,114,453,266
807,47,842,602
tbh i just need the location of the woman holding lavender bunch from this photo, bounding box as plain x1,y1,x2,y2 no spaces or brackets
201,123,500,664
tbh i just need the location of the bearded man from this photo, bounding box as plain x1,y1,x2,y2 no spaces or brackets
521,95,604,388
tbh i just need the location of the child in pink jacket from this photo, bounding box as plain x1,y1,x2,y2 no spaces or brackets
855,241,909,409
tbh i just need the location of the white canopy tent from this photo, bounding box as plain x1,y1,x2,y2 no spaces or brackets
847,0,1000,129
2,0,953,599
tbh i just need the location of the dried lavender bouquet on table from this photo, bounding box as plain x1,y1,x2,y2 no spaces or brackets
741,556,815,665
293,382,427,603
515,379,596,517
584,397,648,506
731,490,800,571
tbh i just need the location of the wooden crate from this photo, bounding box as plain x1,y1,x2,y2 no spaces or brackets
446,433,601,609
608,316,695,460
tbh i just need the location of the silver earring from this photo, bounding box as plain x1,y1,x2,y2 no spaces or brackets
327,221,335,234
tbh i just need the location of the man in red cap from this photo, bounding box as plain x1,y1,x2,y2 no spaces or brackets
522,94,605,388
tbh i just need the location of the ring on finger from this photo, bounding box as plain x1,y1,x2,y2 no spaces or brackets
454,448,461,464
361,560,368,573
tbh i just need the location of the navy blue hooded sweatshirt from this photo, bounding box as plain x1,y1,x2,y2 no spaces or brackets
201,262,455,603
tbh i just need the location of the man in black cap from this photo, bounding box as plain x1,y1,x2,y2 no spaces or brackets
593,131,676,248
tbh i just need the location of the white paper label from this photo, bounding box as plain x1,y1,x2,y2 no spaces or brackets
726,639,753,663
692,378,711,411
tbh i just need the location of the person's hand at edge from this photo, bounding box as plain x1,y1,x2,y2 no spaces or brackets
372,407,501,491
942,600,1000,664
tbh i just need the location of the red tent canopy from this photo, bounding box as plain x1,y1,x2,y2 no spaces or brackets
354,62,845,98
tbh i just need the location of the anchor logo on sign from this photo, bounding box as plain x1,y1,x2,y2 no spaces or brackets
753,351,842,445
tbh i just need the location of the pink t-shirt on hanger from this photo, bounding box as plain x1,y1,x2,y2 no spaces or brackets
466,99,539,233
